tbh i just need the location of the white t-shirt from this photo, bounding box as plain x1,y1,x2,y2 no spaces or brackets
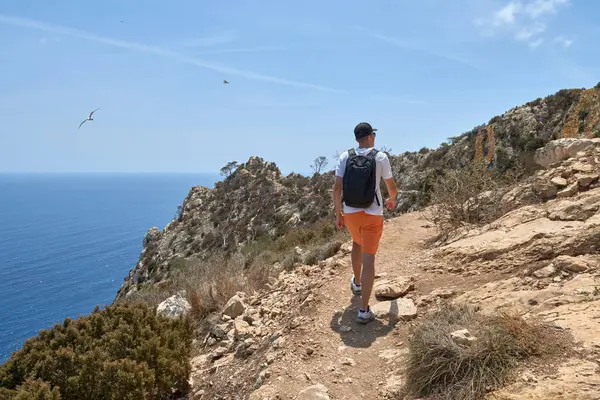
335,147,393,216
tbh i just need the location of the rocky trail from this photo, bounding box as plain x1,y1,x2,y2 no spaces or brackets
245,213,511,400
187,139,600,400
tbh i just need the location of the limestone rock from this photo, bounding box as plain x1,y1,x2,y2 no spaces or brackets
298,384,330,400
556,182,579,198
534,138,600,169
553,255,593,273
429,288,457,299
234,318,251,339
372,298,417,321
571,162,593,173
532,180,557,200
374,276,415,300
143,226,161,247
533,264,557,278
576,173,599,188
156,294,191,318
550,176,568,187
249,384,280,400
451,329,478,346
223,295,246,319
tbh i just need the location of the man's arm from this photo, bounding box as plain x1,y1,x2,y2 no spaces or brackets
383,177,398,209
333,176,344,228
381,154,397,209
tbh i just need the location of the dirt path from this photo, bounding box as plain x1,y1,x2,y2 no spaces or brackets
253,212,490,399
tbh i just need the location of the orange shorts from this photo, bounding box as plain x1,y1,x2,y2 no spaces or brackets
343,211,384,254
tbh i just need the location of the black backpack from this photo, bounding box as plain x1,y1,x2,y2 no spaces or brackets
342,148,380,208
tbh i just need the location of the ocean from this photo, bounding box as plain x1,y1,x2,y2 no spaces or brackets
0,173,218,362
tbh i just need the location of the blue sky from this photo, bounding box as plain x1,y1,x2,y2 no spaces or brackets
0,0,597,174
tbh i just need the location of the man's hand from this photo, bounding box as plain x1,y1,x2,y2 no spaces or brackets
385,198,396,210
336,213,345,230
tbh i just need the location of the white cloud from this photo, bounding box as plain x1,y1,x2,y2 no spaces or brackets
0,14,340,93
477,0,571,49
515,22,546,41
528,38,544,48
555,35,573,47
493,2,522,26
524,0,571,18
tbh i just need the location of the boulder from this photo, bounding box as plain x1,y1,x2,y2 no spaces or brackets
532,180,557,200
298,384,330,400
223,295,246,319
374,276,415,300
534,139,600,169
156,294,191,318
572,162,594,173
372,298,417,321
550,176,568,187
576,173,599,188
556,182,579,198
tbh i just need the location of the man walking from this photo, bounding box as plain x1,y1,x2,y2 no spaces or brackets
333,122,397,323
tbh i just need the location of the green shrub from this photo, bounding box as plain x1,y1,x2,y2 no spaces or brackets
0,303,193,400
0,378,62,400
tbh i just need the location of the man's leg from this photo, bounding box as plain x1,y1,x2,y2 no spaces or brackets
351,242,362,285
343,212,363,295
357,214,384,321
360,253,375,311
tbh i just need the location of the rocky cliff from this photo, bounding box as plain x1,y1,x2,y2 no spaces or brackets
116,157,336,300
117,85,600,301
391,87,600,212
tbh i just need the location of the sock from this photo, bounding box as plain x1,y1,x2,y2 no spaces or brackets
353,277,361,286
359,307,370,313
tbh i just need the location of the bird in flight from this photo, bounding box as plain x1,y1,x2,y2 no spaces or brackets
223,80,230,84
78,108,100,129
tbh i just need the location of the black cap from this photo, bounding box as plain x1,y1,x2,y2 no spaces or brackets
354,122,377,139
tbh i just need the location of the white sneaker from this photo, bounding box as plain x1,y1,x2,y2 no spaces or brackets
357,307,375,324
350,276,362,296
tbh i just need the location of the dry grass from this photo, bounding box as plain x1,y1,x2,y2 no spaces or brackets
124,217,348,330
425,163,522,238
403,303,570,400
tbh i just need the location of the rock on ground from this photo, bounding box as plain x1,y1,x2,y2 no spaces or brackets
450,329,478,346
297,384,330,400
372,298,417,321
156,294,191,318
374,276,415,300
223,294,246,319
534,138,600,169
248,384,280,400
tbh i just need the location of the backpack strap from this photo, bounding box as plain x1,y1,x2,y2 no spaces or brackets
367,149,379,159
348,148,357,158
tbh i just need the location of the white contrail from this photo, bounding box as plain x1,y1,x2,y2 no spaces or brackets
0,14,342,93
354,26,479,70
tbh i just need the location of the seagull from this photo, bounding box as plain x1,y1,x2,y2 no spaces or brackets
223,80,230,84
78,108,100,129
